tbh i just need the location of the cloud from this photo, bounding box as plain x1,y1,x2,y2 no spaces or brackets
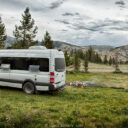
62,12,80,16
0,0,28,8
1,0,128,46
67,18,128,35
49,0,66,9
0,0,66,12
55,19,70,24
115,0,125,6
115,0,126,8
71,24,99,31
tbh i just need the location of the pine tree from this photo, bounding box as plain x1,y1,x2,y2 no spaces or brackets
74,52,81,71
109,56,112,65
42,31,54,49
98,55,102,64
91,52,96,63
104,55,108,64
88,46,93,61
77,49,84,59
95,53,102,63
65,51,71,66
0,17,7,48
125,61,128,64
114,53,121,73
13,7,38,49
112,57,116,65
70,49,74,57
84,54,88,72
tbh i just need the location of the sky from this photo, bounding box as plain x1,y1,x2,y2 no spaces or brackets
0,0,128,46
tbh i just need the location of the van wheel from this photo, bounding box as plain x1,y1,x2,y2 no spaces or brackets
23,82,35,94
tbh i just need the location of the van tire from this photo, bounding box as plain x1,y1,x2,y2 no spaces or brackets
23,82,35,94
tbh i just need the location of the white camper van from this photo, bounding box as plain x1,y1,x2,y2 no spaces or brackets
0,46,66,94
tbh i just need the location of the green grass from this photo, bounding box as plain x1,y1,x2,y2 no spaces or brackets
0,73,128,128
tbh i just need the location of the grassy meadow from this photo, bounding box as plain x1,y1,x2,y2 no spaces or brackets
0,72,128,128
67,63,128,73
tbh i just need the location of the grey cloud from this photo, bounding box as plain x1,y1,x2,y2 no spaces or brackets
0,0,46,12
49,0,66,9
115,0,125,6
55,19,70,24
61,29,68,32
111,26,128,31
69,18,128,33
62,13,74,16
71,24,99,31
62,12,80,16
115,0,125,8
70,21,109,32
0,0,27,8
0,0,65,12
55,18,109,32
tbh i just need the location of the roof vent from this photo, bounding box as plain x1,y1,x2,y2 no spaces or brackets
29,46,47,50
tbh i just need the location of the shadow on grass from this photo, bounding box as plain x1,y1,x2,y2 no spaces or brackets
0,86,22,92
0,86,64,96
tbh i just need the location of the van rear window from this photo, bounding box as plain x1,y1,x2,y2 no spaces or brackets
55,58,66,72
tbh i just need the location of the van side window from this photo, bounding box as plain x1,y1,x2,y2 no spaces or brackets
0,57,11,67
40,58,49,72
0,57,49,72
11,58,29,70
29,58,49,72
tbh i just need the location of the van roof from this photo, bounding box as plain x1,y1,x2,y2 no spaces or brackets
0,49,64,58
0,49,58,53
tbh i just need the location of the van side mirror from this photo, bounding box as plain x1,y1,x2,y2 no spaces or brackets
29,65,39,72
1,64,10,70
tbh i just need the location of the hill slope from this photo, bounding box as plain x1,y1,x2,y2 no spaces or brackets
54,41,114,52
112,45,128,59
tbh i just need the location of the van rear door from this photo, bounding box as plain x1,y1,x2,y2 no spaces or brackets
54,58,66,85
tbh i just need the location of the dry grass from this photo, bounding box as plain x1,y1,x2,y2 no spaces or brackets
67,63,128,73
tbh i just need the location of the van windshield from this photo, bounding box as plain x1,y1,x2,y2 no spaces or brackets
55,58,66,72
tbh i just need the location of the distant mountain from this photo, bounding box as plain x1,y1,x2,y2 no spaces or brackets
111,45,128,59
87,45,114,51
53,41,87,52
4,36,16,44
4,37,114,52
53,41,128,62
53,41,114,52
99,45,128,62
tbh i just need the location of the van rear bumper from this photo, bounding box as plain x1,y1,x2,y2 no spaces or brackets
49,84,65,91
36,83,65,91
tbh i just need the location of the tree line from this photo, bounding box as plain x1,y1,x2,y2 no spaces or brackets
65,47,124,72
0,7,54,49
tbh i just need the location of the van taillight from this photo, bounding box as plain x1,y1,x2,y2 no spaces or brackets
50,72,54,84
50,72,54,76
